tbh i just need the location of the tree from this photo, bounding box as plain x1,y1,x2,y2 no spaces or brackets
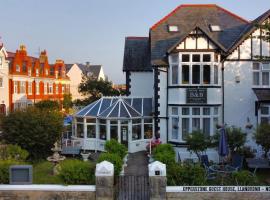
186,130,210,160
0,107,64,160
254,123,270,158
63,93,73,112
35,100,59,110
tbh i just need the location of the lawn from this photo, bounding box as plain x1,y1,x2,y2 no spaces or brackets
33,161,62,184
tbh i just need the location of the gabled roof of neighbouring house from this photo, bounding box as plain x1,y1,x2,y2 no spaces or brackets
66,63,102,79
150,4,250,66
123,37,152,72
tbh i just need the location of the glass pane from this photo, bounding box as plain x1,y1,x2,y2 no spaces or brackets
171,54,179,63
172,107,178,115
214,65,218,84
203,118,210,137
261,107,269,115
110,120,118,125
87,125,96,138
144,118,152,123
133,119,141,124
110,126,118,140
192,118,200,131
192,54,200,62
132,124,141,140
121,126,128,142
213,117,218,134
99,125,107,140
143,98,152,116
76,124,84,138
203,108,210,115
182,65,189,84
100,119,106,124
120,103,130,118
262,63,270,70
99,99,111,113
214,107,219,115
182,54,190,62
262,72,269,85
253,63,260,70
192,65,200,84
76,118,84,123
86,118,95,123
172,117,179,140
182,118,189,140
253,72,260,85
87,100,101,116
172,65,179,84
144,124,153,139
182,108,189,115
261,117,269,124
203,65,211,84
192,108,200,115
109,103,120,117
132,98,142,114
203,54,211,62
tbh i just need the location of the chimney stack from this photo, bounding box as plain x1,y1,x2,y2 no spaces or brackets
86,61,90,67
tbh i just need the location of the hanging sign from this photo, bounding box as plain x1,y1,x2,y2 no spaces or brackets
186,88,207,104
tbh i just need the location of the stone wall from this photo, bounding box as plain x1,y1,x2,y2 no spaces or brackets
0,191,95,200
167,192,270,200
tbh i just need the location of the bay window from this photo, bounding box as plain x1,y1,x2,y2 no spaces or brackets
259,105,270,124
172,65,179,84
182,65,189,84
203,65,211,84
253,62,270,86
192,65,200,84
99,119,107,140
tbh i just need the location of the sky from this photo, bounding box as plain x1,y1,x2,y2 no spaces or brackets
0,0,269,83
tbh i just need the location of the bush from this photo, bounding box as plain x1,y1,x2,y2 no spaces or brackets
186,130,210,160
0,107,64,160
33,161,62,184
153,144,175,166
105,139,127,159
237,146,255,158
254,123,270,158
0,144,29,161
35,100,59,110
167,163,206,186
0,160,21,184
232,170,258,186
97,153,123,176
58,159,95,185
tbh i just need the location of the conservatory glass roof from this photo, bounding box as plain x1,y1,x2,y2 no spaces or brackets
75,97,153,119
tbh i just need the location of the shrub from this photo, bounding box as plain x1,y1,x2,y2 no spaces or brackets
153,144,175,166
0,107,64,160
186,130,210,160
237,146,255,158
0,144,29,161
167,163,206,186
0,160,21,184
97,153,123,176
232,170,258,186
105,139,127,159
254,123,270,158
58,159,95,185
35,100,59,110
33,161,62,184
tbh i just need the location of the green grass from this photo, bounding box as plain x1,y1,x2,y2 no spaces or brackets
33,161,62,184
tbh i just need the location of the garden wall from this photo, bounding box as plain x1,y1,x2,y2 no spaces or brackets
0,185,96,200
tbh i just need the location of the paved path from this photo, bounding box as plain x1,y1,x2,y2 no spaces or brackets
124,151,149,176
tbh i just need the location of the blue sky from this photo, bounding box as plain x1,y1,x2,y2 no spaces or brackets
0,0,269,83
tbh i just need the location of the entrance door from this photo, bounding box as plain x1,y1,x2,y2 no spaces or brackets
120,121,129,147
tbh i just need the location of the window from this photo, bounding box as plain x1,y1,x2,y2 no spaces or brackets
87,125,96,138
171,54,179,63
55,84,59,94
182,54,190,62
260,105,270,124
182,65,189,84
99,119,107,140
192,54,200,62
20,81,26,93
28,69,31,76
14,81,18,93
36,69,39,77
49,83,53,94
172,65,178,84
253,62,270,86
28,82,32,94
16,65,20,72
214,65,218,84
44,83,47,94
110,120,118,140
144,118,153,139
203,54,211,62
132,119,141,140
192,65,200,84
22,61,27,72
76,123,84,138
36,82,40,94
0,77,3,87
203,65,211,84
168,25,179,32
171,107,220,141
62,85,65,94
45,69,48,76
210,25,222,32
171,107,179,140
50,66,54,76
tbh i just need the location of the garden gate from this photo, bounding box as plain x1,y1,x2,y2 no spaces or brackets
115,175,149,200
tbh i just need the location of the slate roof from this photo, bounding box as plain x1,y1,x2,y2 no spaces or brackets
66,63,102,79
150,4,250,66
123,37,152,72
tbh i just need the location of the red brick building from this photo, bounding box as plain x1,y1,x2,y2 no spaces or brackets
7,45,70,111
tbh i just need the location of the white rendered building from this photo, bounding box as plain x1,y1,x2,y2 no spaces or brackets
0,44,9,115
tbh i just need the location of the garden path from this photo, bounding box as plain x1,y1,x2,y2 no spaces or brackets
124,151,149,176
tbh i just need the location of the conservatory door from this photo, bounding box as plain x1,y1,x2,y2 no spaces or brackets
120,121,129,147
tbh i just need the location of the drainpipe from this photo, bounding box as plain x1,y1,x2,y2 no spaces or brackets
222,62,225,124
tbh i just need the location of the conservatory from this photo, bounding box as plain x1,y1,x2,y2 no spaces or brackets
71,97,154,153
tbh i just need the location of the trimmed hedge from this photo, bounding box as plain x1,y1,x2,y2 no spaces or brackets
97,153,123,176
58,159,95,185
153,144,175,166
0,160,21,184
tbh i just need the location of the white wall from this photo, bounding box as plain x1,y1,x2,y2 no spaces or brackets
130,72,153,97
66,64,84,100
0,47,9,114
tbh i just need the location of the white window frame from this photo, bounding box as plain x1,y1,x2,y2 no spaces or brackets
169,107,180,141
28,81,32,94
169,106,220,143
258,104,270,124
20,81,26,94
169,54,180,85
49,83,53,94
36,82,40,94
253,62,270,87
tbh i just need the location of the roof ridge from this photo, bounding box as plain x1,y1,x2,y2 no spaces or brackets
126,36,148,39
150,4,249,30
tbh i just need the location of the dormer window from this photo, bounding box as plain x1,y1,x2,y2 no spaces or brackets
209,25,222,32
168,25,179,32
